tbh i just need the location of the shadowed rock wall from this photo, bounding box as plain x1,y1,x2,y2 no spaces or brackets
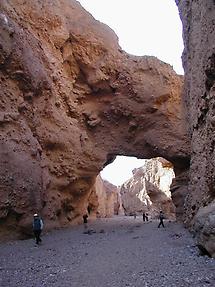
176,0,215,256
0,0,189,238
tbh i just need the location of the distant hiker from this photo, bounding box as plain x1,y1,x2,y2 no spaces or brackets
33,214,43,245
83,214,88,229
145,213,149,222
142,212,146,222
158,211,165,228
134,212,137,219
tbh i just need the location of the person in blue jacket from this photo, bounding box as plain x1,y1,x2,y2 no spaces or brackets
33,214,43,244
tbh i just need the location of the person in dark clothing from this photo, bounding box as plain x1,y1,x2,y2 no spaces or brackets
142,212,146,222
158,211,165,228
33,214,43,244
145,213,149,222
83,214,88,230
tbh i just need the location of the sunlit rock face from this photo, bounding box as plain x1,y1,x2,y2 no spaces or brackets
94,176,123,218
176,0,215,256
120,158,175,219
0,0,189,238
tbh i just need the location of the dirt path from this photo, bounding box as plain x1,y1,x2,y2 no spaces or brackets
0,216,214,287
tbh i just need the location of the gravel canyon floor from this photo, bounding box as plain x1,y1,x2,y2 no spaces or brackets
0,216,214,287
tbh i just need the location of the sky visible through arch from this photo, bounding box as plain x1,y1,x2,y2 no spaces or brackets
78,0,184,186
78,0,184,74
101,156,146,187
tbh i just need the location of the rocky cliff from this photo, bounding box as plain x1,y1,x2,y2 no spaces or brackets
0,0,189,239
94,175,123,218
120,158,175,219
176,0,215,256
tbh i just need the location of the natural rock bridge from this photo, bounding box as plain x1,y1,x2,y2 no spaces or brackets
0,0,214,257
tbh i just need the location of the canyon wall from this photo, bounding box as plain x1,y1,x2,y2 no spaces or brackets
120,158,175,219
94,175,123,218
176,0,215,256
0,0,189,239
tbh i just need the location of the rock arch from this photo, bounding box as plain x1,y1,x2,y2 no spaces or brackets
0,0,190,236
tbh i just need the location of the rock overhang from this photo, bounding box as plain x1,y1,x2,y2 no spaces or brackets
0,0,190,239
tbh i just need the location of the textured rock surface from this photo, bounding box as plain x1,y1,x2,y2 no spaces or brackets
192,201,215,258
94,175,123,218
120,158,176,219
0,0,189,238
171,170,189,219
176,0,215,256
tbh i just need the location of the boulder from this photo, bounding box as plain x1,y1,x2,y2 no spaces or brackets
192,202,215,257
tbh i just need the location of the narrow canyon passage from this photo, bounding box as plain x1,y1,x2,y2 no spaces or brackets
0,217,214,287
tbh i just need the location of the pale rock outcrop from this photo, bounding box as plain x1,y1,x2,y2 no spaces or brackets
120,158,176,219
0,0,189,238
176,0,215,256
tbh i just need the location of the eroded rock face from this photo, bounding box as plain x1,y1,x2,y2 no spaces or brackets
192,201,215,258
176,0,215,256
171,170,189,219
120,158,176,219
94,175,123,218
0,0,189,238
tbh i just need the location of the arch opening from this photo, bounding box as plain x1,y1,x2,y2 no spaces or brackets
94,156,176,221
0,0,190,239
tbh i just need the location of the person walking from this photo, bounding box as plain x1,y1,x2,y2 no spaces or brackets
142,212,146,222
158,211,165,228
145,213,149,222
33,214,43,245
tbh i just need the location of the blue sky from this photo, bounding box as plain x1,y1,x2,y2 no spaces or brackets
78,0,183,185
